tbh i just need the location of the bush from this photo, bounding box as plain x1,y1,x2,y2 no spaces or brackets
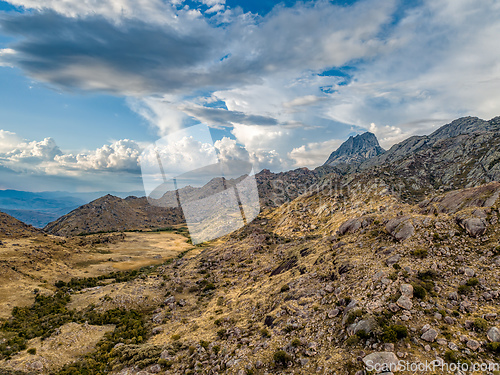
466,278,479,287
382,324,407,342
458,285,471,295
273,350,292,367
291,338,301,347
27,348,36,355
260,328,271,338
346,309,363,325
280,284,290,293
412,284,427,299
171,334,181,340
473,318,488,332
411,248,428,258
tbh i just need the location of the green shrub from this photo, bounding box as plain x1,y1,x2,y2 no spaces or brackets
291,338,301,347
444,350,458,363
171,334,181,340
411,248,428,258
27,348,36,355
199,340,210,350
466,278,479,287
260,328,271,338
458,285,471,295
345,335,359,346
412,284,427,299
346,309,363,325
486,342,500,353
217,329,227,339
280,284,290,293
382,324,408,343
273,350,291,367
473,318,488,332
212,345,220,355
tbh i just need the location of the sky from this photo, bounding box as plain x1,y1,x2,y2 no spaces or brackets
0,0,499,193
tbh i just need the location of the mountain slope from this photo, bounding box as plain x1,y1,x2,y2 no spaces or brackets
360,116,500,192
44,195,184,237
0,211,41,238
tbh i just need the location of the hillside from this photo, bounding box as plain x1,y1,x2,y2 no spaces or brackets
44,195,184,237
0,211,41,238
360,116,500,192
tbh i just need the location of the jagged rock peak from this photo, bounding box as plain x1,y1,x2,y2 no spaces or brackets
324,132,385,166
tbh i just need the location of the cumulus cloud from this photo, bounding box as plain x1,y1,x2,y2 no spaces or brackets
57,139,142,172
0,130,143,175
288,139,344,169
0,129,22,152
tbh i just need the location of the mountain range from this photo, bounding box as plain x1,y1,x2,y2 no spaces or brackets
1,115,500,374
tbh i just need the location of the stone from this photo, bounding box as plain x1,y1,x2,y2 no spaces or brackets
421,329,438,342
149,364,162,373
386,217,415,241
464,267,475,277
466,339,480,351
396,296,413,310
362,352,399,373
443,316,454,325
421,324,431,333
460,217,487,237
400,284,413,298
327,308,340,318
386,254,401,266
388,303,399,313
448,342,458,351
383,343,394,351
351,318,377,335
152,327,163,335
436,338,447,345
338,218,362,235
487,327,500,342
448,292,458,301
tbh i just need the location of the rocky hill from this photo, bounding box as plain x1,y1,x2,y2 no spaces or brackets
0,211,41,238
324,132,385,167
44,195,184,237
360,116,500,193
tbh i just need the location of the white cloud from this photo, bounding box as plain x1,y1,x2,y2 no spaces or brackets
0,130,22,153
6,137,62,162
5,0,181,25
288,139,343,169
58,139,142,172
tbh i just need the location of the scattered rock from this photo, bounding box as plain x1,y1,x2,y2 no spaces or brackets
397,296,413,310
487,327,500,342
386,217,415,241
362,352,399,373
421,329,438,342
466,339,480,351
338,218,362,235
400,284,413,298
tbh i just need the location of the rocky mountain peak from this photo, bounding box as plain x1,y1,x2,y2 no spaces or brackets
324,132,385,166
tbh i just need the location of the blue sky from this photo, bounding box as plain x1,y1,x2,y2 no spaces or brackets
0,0,499,192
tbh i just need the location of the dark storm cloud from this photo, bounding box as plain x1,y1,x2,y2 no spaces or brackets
0,11,230,94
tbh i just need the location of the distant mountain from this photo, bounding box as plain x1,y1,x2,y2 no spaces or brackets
44,194,184,237
324,132,385,167
0,211,41,238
